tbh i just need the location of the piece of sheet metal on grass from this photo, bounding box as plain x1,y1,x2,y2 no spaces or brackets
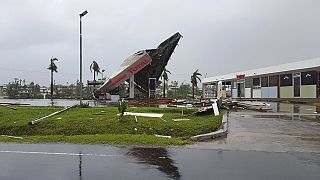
121,112,164,118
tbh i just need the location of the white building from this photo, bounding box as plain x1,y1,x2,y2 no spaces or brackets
202,58,320,101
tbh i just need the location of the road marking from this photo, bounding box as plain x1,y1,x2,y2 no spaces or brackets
0,150,121,157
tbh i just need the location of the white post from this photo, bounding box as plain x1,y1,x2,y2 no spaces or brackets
129,76,134,98
217,81,222,100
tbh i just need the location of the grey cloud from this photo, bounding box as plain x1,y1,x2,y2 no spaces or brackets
0,0,320,86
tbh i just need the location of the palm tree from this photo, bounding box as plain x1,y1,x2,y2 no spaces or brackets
47,57,58,103
191,69,202,99
89,60,101,88
162,68,171,98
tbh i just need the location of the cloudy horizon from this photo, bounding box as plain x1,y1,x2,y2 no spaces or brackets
1,0,320,86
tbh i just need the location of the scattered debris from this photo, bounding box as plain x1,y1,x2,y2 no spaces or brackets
233,101,271,111
159,117,167,122
134,116,138,123
120,112,164,118
0,104,17,110
30,105,76,125
195,106,214,115
154,134,171,138
1,135,23,139
212,101,219,116
57,117,62,120
134,128,138,131
172,119,190,122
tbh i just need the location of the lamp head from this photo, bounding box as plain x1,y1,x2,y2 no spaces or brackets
80,10,88,17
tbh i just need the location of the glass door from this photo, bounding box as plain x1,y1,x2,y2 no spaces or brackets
237,80,245,98
293,73,300,97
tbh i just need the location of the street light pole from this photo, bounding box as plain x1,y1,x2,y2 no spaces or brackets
79,10,88,105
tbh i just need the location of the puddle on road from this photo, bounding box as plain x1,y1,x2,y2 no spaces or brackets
126,147,181,179
269,102,320,114
251,114,320,121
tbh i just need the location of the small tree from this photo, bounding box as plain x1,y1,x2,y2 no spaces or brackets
118,99,127,117
161,68,171,98
89,60,101,88
191,69,202,99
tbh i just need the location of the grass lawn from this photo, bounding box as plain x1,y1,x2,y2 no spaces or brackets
0,106,223,145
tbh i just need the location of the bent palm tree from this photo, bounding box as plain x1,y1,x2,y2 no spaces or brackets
162,68,171,98
89,60,101,88
48,57,58,103
191,69,202,99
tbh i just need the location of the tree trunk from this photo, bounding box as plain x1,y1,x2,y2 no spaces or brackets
51,70,53,103
163,80,166,98
192,85,195,99
93,72,96,88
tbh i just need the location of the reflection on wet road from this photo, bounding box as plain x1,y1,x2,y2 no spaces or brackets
0,102,319,179
127,147,181,179
0,143,319,180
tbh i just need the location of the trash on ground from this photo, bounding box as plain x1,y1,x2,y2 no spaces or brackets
154,134,171,138
195,106,214,115
232,101,271,111
30,105,76,125
212,101,220,116
172,119,190,122
119,112,164,118
1,135,23,139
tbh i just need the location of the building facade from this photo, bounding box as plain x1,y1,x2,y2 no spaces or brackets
202,58,320,101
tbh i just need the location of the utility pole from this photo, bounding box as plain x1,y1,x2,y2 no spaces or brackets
79,10,88,105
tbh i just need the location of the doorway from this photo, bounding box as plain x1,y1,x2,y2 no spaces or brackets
237,80,245,98
293,73,300,97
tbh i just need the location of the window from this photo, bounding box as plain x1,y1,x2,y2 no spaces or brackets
253,78,260,86
269,75,279,86
280,74,292,86
261,77,268,87
232,81,237,89
301,71,317,85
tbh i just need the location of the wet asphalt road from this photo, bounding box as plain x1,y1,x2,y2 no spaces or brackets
0,143,319,180
1,104,320,180
189,110,320,153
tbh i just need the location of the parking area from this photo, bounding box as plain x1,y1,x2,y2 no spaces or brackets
188,103,320,153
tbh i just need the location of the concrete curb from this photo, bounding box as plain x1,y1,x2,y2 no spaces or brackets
191,112,229,140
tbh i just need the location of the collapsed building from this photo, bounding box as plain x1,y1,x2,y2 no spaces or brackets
93,32,182,99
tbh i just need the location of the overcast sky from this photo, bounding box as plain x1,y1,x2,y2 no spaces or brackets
1,0,320,86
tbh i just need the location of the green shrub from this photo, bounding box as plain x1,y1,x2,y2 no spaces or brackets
118,99,127,117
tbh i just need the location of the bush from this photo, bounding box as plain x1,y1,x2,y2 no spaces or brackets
76,102,90,108
118,99,127,117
